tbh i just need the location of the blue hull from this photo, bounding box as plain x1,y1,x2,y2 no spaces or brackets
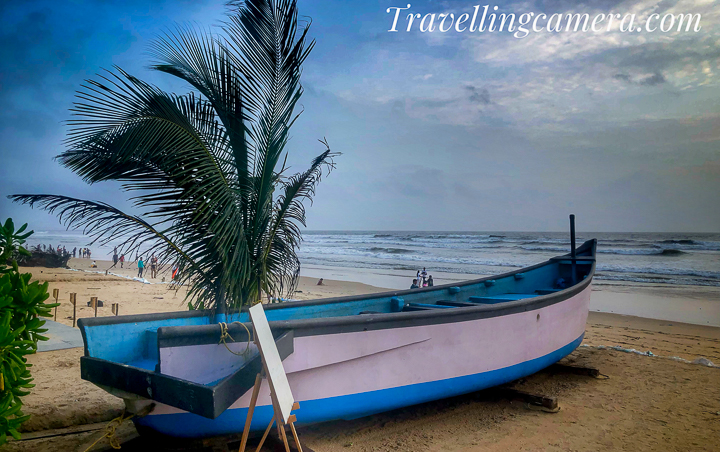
134,333,584,438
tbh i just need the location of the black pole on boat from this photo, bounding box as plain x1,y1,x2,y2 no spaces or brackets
570,214,577,285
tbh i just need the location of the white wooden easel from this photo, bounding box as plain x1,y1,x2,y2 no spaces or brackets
238,304,302,452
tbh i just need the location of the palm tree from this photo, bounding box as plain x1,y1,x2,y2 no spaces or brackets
10,0,338,311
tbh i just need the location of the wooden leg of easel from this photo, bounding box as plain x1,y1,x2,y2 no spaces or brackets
239,373,263,452
277,415,291,452
254,416,276,452
288,421,303,452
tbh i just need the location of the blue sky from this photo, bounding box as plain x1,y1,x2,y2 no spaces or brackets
1,0,719,232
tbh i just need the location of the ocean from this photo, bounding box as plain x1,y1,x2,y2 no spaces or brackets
27,230,720,288
298,231,720,288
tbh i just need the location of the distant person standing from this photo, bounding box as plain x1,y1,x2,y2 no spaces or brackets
427,275,434,287
150,254,158,278
137,257,145,278
87,249,91,259
112,248,119,268
119,254,125,268
72,247,76,258
410,279,419,289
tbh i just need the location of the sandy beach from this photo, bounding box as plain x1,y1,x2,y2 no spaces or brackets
5,259,719,451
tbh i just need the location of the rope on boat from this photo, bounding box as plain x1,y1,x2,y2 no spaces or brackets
218,321,253,357
82,411,132,451
82,404,155,451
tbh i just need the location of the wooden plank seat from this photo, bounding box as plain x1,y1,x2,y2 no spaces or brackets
468,294,538,304
402,303,455,312
436,301,478,308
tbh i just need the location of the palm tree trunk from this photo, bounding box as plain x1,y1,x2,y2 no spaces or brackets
216,280,226,314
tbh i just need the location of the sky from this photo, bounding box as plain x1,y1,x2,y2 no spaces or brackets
1,0,719,233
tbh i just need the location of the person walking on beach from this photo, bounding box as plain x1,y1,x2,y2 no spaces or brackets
112,248,119,268
119,254,125,268
137,257,145,278
150,254,158,279
72,247,76,258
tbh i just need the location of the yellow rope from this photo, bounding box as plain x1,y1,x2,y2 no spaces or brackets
82,404,155,451
82,410,134,451
218,321,253,357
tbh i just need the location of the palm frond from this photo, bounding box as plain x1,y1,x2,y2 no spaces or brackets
11,0,337,311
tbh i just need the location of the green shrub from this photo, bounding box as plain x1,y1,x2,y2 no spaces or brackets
0,219,58,445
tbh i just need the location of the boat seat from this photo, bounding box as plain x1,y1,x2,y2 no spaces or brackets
437,300,477,308
402,303,454,312
468,294,538,304
535,288,561,295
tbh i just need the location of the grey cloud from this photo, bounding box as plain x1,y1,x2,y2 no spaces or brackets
613,71,666,86
639,72,666,86
411,98,458,108
613,73,632,83
587,40,720,76
465,86,490,104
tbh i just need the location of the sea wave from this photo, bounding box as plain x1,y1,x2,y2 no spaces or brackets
299,246,522,268
367,247,415,254
520,246,688,256
595,274,720,287
597,265,720,281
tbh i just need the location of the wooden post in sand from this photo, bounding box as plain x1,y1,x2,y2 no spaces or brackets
70,293,77,327
52,288,59,321
91,297,98,318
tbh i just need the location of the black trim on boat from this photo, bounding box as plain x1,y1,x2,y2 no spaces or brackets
80,330,294,419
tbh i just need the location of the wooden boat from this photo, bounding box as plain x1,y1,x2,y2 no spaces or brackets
78,238,596,438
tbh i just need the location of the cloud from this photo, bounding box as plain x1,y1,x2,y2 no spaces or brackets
639,71,667,85
613,70,667,85
466,85,491,104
